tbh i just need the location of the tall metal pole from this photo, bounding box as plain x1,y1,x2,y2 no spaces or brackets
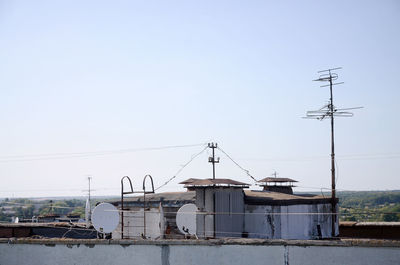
208,142,219,238
328,72,337,237
305,67,361,238
86,176,92,227
212,144,216,179
88,176,91,206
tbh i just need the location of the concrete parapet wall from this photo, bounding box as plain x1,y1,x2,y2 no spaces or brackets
1,238,399,265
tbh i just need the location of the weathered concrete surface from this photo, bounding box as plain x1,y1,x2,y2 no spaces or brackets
245,203,338,239
289,246,399,265
0,238,399,265
169,245,284,265
340,222,400,240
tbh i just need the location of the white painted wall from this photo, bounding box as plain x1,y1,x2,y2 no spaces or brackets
245,203,338,239
0,242,399,265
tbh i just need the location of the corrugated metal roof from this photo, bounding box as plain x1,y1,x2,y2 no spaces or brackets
258,177,298,183
184,178,249,188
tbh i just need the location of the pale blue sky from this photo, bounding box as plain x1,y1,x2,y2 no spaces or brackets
0,0,399,197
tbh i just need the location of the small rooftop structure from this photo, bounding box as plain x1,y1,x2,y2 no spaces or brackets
257,177,298,194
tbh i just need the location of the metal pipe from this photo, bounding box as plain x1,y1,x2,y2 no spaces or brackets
329,72,337,238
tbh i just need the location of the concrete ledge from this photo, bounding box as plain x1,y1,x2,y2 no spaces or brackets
1,237,400,248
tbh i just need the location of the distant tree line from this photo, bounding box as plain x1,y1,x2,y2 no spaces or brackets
0,198,86,222
338,191,400,222
1,191,400,222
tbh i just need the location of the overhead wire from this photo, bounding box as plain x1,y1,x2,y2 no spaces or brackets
217,146,258,182
0,142,208,163
154,144,209,191
236,152,400,163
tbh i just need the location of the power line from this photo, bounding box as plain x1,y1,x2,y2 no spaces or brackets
154,145,209,191
0,142,207,163
236,152,400,162
217,146,258,182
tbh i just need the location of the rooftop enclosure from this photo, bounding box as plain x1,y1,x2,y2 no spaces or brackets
112,178,337,240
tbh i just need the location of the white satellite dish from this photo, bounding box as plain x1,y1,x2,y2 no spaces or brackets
91,203,119,234
176,203,197,235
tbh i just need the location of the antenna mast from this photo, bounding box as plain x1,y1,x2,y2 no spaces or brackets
304,67,362,238
85,175,93,228
88,176,92,205
208,143,220,179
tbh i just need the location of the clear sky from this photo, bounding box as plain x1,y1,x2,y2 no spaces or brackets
0,0,399,198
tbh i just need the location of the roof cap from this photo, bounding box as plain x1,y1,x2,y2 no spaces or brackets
257,177,298,183
183,178,249,188
179,178,201,184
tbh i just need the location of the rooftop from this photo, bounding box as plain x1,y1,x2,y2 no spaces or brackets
182,178,250,188
112,189,332,207
258,177,298,183
244,190,333,205
112,191,196,206
178,178,201,184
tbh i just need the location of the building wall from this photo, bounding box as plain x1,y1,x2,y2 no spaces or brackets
215,188,244,238
195,188,215,238
195,188,245,238
245,203,338,239
114,207,162,239
1,239,399,265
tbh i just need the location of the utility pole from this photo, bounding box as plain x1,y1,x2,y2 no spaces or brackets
88,176,92,205
85,175,92,228
305,67,362,238
208,143,220,179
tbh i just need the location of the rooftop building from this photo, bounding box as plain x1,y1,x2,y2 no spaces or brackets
112,177,336,240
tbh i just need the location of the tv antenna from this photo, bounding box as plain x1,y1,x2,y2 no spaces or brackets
304,67,362,238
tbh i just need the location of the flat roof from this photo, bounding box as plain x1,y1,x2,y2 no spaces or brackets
244,190,333,205
112,189,332,207
179,178,201,184
183,178,249,188
113,191,196,205
258,177,298,183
